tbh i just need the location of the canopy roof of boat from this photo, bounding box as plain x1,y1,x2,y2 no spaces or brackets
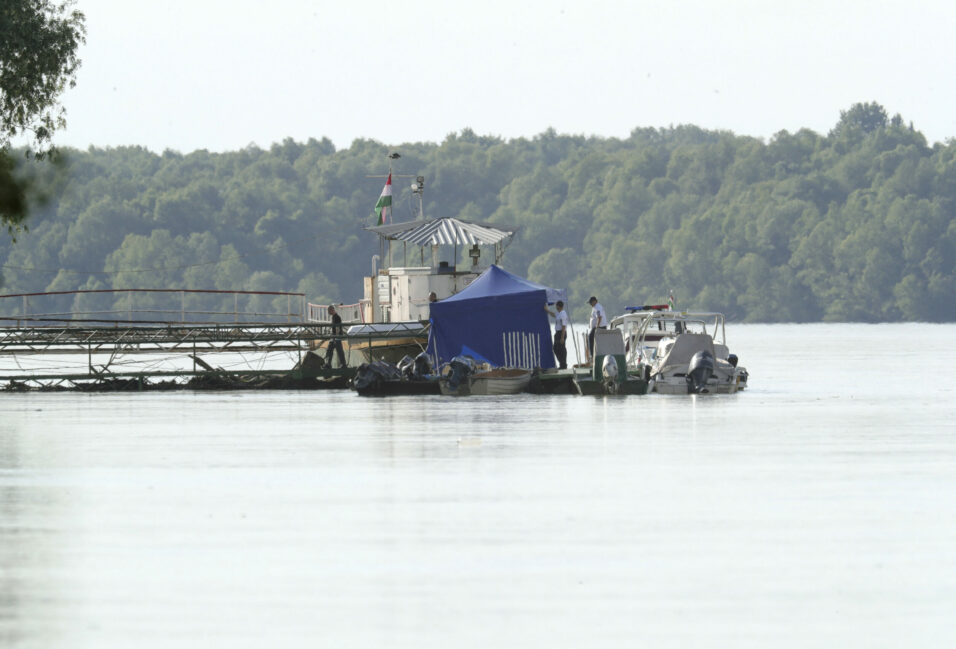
610,310,728,344
365,217,517,246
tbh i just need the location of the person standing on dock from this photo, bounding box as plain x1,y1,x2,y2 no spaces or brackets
546,301,569,369
587,296,606,361
325,305,347,368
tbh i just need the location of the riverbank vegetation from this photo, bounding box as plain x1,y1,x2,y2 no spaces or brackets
1,102,954,322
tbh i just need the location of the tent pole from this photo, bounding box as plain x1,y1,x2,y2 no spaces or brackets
569,319,580,368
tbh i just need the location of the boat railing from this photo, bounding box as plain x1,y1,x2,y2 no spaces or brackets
612,311,728,348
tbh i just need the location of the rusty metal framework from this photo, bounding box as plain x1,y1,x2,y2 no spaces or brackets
0,322,330,355
0,290,433,389
0,322,335,387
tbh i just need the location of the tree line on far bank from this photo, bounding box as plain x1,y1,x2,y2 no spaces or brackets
1,102,954,323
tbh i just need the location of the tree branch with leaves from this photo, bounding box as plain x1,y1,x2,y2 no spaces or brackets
0,0,85,235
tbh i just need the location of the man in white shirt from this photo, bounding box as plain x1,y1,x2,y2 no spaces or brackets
547,300,570,369
587,296,606,361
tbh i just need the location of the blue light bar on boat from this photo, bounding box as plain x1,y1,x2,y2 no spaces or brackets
624,304,669,312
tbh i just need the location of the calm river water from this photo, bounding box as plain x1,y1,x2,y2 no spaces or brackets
1,323,954,649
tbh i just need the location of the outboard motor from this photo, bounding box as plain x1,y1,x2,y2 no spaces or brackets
412,352,432,379
686,350,715,394
601,355,620,395
443,355,476,391
396,355,416,380
601,355,619,382
352,360,402,391
398,353,433,380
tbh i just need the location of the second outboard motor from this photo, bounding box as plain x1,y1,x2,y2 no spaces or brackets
601,355,619,382
399,352,433,380
396,355,416,379
413,352,432,379
602,355,620,395
443,355,476,391
686,350,715,394
352,360,402,391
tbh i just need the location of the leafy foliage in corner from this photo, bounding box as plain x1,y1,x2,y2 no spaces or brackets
1,103,954,322
0,0,86,234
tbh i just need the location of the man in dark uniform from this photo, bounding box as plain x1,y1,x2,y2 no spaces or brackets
325,305,347,368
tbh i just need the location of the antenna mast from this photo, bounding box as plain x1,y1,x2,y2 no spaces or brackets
411,175,425,220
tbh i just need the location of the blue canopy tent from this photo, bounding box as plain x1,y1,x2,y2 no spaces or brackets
427,265,567,370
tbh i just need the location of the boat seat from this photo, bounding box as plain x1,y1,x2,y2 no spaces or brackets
657,333,716,370
714,343,729,359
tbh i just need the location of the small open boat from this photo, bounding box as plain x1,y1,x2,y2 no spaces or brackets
438,356,531,396
466,368,533,395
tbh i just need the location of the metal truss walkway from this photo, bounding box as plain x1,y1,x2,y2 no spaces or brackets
0,289,428,390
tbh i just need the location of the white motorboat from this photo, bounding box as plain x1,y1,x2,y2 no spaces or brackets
609,308,748,394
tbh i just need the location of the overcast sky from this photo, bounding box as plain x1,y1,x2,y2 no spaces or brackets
54,0,956,154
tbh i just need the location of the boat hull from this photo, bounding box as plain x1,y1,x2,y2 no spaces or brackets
573,377,649,396
574,376,649,396
439,368,531,396
354,378,440,397
651,372,741,394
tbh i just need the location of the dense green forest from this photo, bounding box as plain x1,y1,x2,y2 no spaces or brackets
1,102,954,322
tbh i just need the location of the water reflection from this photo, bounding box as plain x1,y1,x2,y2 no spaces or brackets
0,422,71,648
0,325,954,648
0,424,23,646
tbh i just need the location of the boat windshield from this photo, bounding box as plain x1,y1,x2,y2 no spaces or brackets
611,311,728,367
613,314,708,337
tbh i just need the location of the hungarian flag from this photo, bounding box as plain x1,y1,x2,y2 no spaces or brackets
374,174,392,225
